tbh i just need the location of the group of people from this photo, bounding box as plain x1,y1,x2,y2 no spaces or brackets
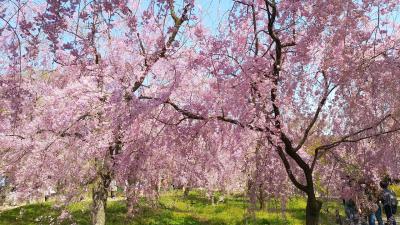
342,178,398,225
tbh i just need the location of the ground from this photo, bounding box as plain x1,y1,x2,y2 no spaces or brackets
0,190,342,225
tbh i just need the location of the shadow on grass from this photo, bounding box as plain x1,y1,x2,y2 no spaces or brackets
236,218,288,225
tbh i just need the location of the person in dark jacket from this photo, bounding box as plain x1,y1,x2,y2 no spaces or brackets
379,180,397,225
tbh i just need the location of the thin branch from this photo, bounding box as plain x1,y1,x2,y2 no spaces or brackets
295,73,337,151
0,15,22,76
251,4,259,56
43,113,91,151
311,114,400,170
139,95,265,132
130,2,191,94
3,134,26,139
136,32,148,66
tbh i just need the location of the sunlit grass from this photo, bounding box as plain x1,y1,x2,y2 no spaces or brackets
0,190,341,225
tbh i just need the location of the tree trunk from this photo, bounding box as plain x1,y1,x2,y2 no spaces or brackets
125,180,139,219
305,194,322,225
126,193,138,218
246,179,257,221
280,196,287,219
259,198,264,210
183,186,190,197
257,186,265,210
91,176,108,225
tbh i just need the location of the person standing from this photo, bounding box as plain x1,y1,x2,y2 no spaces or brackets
374,202,384,225
365,181,384,225
357,182,378,225
379,180,397,225
110,180,117,199
342,178,359,224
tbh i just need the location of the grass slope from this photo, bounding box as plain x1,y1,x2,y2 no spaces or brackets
0,190,341,225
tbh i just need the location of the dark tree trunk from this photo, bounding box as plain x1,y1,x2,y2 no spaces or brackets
257,185,265,210
259,197,264,210
305,192,322,225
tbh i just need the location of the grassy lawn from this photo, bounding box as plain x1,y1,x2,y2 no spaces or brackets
0,190,341,225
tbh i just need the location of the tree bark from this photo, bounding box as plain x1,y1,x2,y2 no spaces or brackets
280,196,287,220
305,192,322,225
125,181,139,218
126,193,138,218
246,179,257,220
257,185,265,210
183,186,190,198
91,175,109,225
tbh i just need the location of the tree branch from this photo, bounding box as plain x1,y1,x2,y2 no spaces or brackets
311,114,400,170
295,73,337,151
276,145,308,192
139,95,265,132
130,2,191,94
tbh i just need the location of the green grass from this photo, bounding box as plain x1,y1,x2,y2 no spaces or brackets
0,190,342,225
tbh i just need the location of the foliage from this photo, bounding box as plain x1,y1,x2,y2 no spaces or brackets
390,185,400,197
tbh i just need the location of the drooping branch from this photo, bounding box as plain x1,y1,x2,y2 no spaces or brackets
275,145,308,192
130,2,192,94
136,33,148,67
3,113,90,141
251,4,259,56
310,114,400,170
295,73,337,152
0,15,22,76
281,133,310,173
138,95,265,132
249,134,308,192
36,129,85,140
3,134,26,139
140,93,309,191
42,113,91,151
264,0,312,192
163,1,191,57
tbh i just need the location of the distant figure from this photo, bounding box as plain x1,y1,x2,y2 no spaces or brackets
217,195,225,204
0,176,7,205
335,209,344,225
110,180,117,199
358,181,383,225
342,178,359,224
379,180,397,225
365,180,383,225
44,186,56,202
344,198,359,224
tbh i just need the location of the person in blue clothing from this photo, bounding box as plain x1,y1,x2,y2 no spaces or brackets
343,198,359,224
